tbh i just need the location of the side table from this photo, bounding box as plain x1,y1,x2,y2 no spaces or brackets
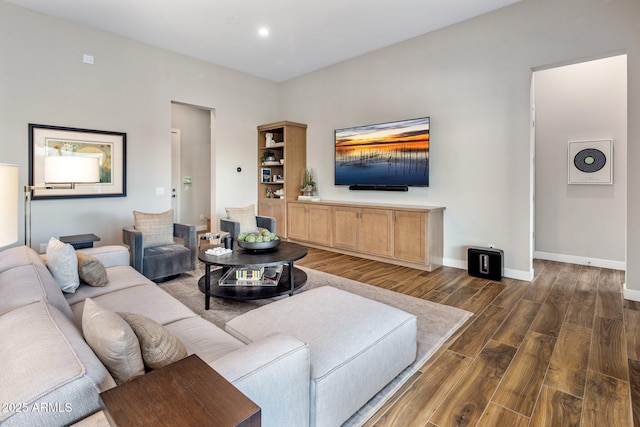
59,233,101,249
100,354,260,426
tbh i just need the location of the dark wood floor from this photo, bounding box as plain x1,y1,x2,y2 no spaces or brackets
296,248,637,427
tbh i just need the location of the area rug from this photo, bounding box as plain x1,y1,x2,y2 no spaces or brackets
159,266,472,426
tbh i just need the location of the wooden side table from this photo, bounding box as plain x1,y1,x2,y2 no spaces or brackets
100,355,260,426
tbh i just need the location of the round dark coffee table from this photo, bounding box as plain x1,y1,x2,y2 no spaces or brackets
197,241,308,309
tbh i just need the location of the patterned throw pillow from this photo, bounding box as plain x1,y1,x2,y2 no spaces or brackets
133,209,175,248
118,312,188,370
225,204,258,233
82,298,145,384
77,252,108,287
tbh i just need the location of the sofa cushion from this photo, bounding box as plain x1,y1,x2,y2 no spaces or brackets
77,252,108,287
77,245,130,268
70,283,197,329
164,316,245,363
142,243,191,280
65,266,151,306
0,246,74,320
82,298,145,384
0,245,41,273
118,312,188,370
46,237,80,293
0,301,113,425
133,209,175,248
225,204,258,233
0,265,50,316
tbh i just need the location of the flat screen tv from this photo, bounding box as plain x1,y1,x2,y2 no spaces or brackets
335,117,430,189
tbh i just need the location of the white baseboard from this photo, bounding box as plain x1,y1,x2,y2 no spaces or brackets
504,268,534,282
443,258,466,271
534,251,625,271
442,258,533,282
624,285,640,302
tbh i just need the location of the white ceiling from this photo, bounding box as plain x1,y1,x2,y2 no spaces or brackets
7,0,521,82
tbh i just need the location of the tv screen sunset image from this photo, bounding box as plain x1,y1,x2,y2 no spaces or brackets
335,117,429,187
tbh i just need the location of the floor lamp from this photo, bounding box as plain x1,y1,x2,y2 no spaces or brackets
24,156,100,248
0,164,19,248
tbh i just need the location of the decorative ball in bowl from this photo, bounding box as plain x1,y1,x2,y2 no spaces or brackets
236,230,280,251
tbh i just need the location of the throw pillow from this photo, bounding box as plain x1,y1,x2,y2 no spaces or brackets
225,204,258,233
82,298,145,384
77,252,108,287
118,312,188,370
133,209,175,248
46,237,80,293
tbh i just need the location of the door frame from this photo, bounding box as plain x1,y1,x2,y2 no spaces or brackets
171,128,181,223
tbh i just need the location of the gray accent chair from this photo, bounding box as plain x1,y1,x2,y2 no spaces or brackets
122,223,197,282
220,215,276,239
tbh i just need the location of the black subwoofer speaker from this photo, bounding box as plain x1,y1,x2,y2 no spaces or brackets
468,247,503,281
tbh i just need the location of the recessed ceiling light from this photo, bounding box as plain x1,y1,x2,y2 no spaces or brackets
258,27,269,37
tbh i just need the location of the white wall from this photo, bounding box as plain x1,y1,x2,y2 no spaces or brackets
0,2,279,250
2,0,640,290
534,56,627,269
279,0,640,281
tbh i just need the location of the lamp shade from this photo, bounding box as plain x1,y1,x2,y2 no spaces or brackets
44,156,100,184
0,164,19,247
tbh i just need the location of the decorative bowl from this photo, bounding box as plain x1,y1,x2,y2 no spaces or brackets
236,239,280,251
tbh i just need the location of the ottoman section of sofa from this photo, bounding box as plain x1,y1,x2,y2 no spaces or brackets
225,286,417,427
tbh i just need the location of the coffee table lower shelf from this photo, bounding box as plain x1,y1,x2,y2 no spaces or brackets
198,265,307,301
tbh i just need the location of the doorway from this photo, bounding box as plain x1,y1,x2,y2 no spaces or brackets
532,54,627,270
171,102,212,231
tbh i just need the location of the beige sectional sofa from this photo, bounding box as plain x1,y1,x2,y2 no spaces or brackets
0,245,311,427
1,243,418,427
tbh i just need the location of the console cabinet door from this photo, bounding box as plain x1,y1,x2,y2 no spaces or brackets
333,207,360,250
258,199,286,237
307,204,332,245
359,208,393,257
394,210,426,263
288,203,309,241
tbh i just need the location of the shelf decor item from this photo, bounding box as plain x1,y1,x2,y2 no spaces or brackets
261,150,276,165
265,133,275,147
261,168,271,183
300,168,316,196
265,187,274,198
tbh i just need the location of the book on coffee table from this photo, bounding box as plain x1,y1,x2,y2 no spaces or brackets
219,265,282,287
234,267,263,281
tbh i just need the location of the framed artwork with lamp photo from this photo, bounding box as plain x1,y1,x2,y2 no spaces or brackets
28,124,127,199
